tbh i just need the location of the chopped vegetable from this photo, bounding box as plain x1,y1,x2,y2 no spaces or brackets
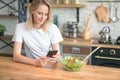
62,56,83,71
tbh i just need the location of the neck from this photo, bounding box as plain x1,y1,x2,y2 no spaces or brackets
33,23,42,29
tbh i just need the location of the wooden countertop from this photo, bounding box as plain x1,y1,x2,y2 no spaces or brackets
60,37,120,49
0,56,120,80
0,35,120,49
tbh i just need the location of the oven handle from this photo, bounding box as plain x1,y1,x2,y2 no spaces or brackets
95,56,120,60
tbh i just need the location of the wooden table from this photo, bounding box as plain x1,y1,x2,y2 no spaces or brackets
0,56,120,80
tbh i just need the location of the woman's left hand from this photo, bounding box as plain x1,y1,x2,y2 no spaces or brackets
46,51,60,64
47,57,58,64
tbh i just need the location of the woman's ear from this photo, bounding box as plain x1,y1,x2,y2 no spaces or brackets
29,9,33,14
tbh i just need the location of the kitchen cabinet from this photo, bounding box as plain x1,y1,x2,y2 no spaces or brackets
60,37,120,68
60,40,91,64
60,37,120,48
60,44,90,59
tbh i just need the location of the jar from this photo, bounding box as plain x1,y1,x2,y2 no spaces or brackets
54,0,59,4
64,0,69,4
63,22,79,38
75,0,80,4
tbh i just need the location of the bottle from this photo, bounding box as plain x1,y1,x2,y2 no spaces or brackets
53,15,59,27
83,29,90,40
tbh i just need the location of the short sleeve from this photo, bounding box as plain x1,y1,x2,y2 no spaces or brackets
49,24,63,44
12,23,23,43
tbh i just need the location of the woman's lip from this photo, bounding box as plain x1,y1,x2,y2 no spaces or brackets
39,19,44,23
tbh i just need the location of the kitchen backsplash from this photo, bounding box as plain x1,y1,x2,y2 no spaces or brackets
0,1,120,39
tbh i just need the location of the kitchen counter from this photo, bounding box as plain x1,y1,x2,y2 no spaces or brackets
0,35,119,49
60,37,120,49
0,56,120,80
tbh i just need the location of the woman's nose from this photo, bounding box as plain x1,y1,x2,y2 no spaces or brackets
41,14,46,19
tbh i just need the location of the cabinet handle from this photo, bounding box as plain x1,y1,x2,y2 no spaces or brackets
110,49,116,55
95,56,120,60
72,47,80,54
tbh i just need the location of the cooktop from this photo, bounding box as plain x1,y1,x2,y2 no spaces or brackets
91,39,119,45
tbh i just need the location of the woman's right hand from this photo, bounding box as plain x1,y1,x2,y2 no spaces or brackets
36,56,48,67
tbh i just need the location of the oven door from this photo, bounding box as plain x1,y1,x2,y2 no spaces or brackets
91,47,120,68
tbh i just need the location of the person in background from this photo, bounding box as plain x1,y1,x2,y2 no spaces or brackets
12,0,63,67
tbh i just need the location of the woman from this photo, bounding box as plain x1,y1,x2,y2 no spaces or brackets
12,0,63,67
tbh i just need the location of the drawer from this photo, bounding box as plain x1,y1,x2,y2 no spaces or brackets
62,46,90,55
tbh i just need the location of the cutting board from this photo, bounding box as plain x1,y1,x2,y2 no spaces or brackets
95,4,109,23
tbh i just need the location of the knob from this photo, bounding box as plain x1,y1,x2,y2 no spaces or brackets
100,50,104,53
110,49,116,55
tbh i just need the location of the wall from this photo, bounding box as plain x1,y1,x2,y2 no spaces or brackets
0,0,120,54
52,1,120,39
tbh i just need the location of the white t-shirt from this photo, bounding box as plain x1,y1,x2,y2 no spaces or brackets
12,22,63,59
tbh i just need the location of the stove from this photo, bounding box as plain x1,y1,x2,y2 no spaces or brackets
90,47,120,68
91,38,120,68
91,39,119,45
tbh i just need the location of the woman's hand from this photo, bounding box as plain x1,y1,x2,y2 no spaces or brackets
46,56,58,64
46,53,60,64
36,54,60,67
36,56,48,67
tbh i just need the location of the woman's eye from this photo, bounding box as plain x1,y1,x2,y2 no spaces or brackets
45,13,48,16
38,12,42,15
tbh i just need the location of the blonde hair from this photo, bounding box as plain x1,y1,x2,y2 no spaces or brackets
27,0,52,32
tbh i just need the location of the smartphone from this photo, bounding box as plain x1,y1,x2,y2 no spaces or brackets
47,50,58,58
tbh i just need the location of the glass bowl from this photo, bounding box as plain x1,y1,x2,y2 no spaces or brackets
61,56,83,71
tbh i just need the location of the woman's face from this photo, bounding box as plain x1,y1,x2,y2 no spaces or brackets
32,4,49,26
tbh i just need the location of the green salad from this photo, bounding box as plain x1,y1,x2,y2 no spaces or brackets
62,56,83,71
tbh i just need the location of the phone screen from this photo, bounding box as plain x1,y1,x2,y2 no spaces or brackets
47,50,58,58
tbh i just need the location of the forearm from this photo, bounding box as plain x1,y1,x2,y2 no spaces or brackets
13,54,37,66
13,42,37,66
52,42,61,58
